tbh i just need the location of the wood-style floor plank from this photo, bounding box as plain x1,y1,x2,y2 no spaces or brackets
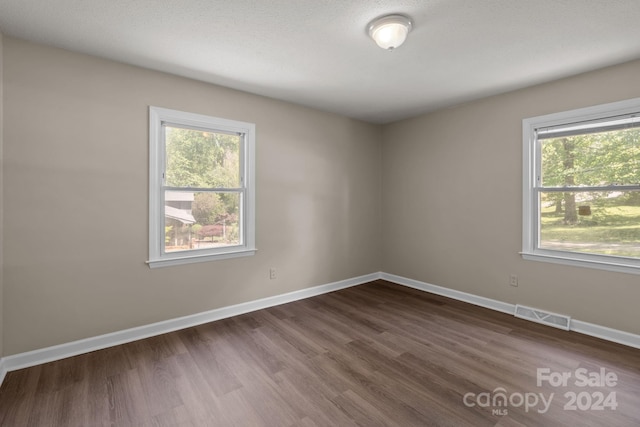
1,280,639,426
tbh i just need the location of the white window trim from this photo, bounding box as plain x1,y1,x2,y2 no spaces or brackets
147,106,256,268
522,97,640,275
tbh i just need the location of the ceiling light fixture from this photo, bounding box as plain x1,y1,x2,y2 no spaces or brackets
367,14,413,50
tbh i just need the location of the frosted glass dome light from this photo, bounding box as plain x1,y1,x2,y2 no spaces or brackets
368,15,413,50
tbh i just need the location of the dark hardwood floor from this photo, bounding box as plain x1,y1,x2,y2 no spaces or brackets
1,280,639,426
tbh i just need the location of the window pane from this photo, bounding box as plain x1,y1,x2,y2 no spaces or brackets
539,190,640,258
165,126,240,188
164,191,241,253
541,127,640,187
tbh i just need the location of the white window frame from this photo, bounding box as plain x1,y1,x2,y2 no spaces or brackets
522,97,640,275
148,106,256,268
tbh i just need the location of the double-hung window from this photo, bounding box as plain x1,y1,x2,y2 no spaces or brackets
522,98,640,274
148,107,256,268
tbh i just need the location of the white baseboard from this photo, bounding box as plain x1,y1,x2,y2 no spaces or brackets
380,272,514,314
2,271,639,390
570,319,640,349
381,272,640,350
0,272,381,378
0,357,6,387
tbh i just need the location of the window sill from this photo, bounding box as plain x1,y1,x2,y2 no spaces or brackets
521,250,640,275
147,248,256,268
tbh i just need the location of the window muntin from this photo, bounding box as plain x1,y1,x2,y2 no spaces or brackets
149,107,255,268
523,98,640,274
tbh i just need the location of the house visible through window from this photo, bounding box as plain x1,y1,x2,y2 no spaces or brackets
522,98,640,274
148,107,256,268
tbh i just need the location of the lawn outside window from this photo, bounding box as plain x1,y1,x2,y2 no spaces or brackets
148,107,256,268
522,98,640,274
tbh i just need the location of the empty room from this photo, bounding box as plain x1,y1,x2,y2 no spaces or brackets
0,1,639,426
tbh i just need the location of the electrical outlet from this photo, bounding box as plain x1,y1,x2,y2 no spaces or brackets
509,274,518,287
269,268,277,280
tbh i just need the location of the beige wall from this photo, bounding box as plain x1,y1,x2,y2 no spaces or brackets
3,35,640,357
2,38,382,355
382,59,640,335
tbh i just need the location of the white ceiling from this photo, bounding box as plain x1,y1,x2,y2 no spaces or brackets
1,1,640,124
